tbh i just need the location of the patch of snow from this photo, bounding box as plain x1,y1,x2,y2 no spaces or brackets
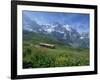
24,25,37,32
39,29,42,31
56,30,64,34
51,25,56,28
46,28,53,33
63,25,72,31
44,25,56,33
28,28,33,31
24,27,33,32
80,36,84,39
63,33,67,39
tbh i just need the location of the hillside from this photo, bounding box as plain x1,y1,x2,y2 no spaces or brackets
23,30,89,68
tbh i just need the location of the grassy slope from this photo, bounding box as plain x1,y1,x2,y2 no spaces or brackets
23,31,89,68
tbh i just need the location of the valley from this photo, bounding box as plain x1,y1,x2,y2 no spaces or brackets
23,31,89,68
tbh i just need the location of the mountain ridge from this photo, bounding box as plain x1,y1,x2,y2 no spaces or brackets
23,18,89,48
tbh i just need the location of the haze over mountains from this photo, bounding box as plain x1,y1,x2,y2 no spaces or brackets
23,15,89,48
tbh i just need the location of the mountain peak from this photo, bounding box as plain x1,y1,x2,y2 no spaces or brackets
63,24,72,31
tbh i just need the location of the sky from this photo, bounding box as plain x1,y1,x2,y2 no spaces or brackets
22,10,90,33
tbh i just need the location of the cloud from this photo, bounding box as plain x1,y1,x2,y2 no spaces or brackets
23,10,89,33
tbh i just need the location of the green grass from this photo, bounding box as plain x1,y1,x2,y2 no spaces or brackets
23,31,89,68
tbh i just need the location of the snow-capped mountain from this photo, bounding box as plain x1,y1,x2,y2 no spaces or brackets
23,18,89,48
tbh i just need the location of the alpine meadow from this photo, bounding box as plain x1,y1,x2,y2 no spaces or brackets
22,11,90,69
